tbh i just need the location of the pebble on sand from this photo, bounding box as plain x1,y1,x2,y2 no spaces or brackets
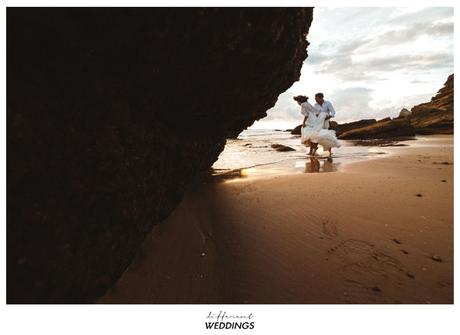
271,143,296,152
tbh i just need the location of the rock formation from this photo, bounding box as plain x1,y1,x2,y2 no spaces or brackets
398,108,412,118
409,74,453,134
290,124,302,135
329,119,377,136
271,143,296,152
338,116,416,139
336,75,453,139
339,74,453,139
7,8,313,302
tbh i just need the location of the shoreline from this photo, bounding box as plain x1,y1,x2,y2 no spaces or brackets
100,135,453,304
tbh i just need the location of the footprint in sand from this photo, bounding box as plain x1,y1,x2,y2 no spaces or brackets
322,219,338,238
328,239,407,303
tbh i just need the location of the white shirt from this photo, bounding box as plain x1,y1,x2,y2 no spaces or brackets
314,100,336,118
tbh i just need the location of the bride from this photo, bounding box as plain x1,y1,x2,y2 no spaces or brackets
293,95,340,157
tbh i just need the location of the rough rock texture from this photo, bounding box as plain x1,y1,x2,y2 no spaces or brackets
7,8,313,303
409,74,454,134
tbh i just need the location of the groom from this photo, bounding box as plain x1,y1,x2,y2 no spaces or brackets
314,92,336,129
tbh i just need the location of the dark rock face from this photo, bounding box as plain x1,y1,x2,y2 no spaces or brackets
290,124,302,135
271,143,296,152
7,8,313,303
338,117,416,139
350,139,410,147
329,119,377,137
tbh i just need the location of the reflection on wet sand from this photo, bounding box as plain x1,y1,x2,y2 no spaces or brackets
304,157,339,173
212,156,340,181
211,129,396,181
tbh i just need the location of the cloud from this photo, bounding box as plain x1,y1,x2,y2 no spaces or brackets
252,7,454,129
366,21,453,47
264,92,303,122
306,52,330,65
328,87,375,121
311,50,452,83
386,7,454,26
360,53,453,72
305,11,453,83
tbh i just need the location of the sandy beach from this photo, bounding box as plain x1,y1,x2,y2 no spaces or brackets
100,135,453,304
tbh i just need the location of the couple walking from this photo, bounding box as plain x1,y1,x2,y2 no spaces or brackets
293,93,340,157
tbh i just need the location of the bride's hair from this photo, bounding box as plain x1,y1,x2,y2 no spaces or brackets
293,95,309,103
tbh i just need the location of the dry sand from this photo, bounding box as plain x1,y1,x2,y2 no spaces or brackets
100,135,453,304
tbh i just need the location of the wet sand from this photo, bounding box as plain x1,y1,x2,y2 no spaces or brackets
100,135,453,304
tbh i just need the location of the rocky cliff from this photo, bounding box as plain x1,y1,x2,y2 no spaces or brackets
7,8,313,303
338,74,454,139
409,74,454,134
337,116,416,139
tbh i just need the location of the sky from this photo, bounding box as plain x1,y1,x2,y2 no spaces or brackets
252,7,454,129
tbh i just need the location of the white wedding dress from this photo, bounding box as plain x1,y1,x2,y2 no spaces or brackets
300,102,340,150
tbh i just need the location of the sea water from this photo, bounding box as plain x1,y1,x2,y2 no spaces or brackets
211,128,389,179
